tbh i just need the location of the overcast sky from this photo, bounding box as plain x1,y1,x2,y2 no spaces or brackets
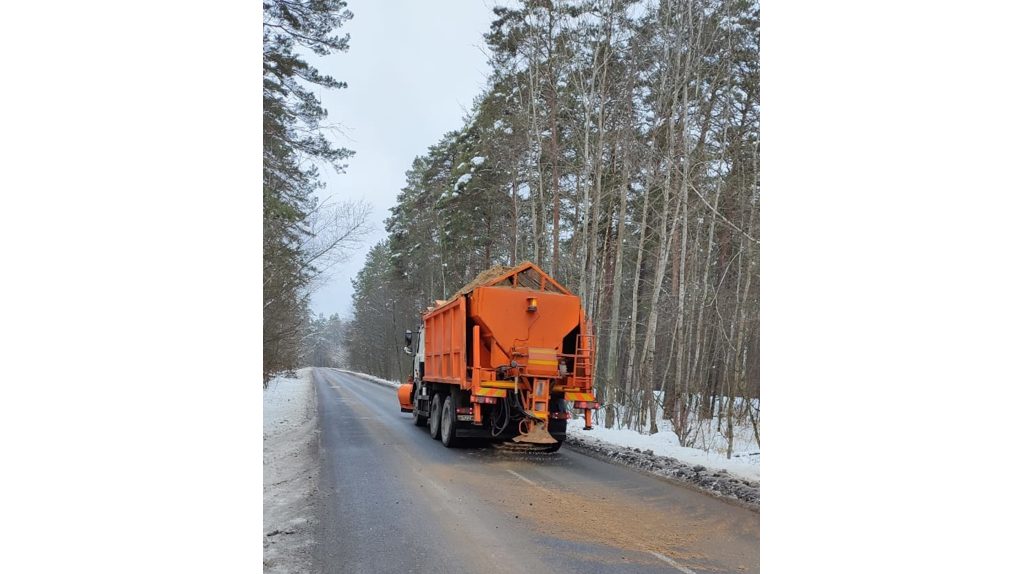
307,1,497,318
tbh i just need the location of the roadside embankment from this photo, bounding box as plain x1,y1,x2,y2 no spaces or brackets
263,369,320,573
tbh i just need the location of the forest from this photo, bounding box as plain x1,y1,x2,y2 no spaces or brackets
263,0,372,384
342,0,760,451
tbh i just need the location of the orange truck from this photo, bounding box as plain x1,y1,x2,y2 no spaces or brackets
397,262,599,451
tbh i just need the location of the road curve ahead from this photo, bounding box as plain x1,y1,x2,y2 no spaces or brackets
313,368,759,574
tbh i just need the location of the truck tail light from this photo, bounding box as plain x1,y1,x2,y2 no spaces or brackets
456,407,474,415
550,412,571,420
573,401,600,410
472,395,498,404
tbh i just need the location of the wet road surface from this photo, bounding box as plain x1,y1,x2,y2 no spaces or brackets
313,368,759,574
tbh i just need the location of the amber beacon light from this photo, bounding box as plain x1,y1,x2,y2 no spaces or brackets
527,297,538,312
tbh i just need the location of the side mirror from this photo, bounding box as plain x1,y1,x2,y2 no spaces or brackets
404,329,413,347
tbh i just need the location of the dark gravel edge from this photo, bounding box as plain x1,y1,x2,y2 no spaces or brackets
564,432,760,512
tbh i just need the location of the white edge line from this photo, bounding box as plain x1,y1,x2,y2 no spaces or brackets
506,469,537,486
648,551,698,574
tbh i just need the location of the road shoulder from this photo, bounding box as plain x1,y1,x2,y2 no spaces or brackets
564,433,760,511
263,369,320,573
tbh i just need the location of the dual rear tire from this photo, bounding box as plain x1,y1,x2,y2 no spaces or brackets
439,396,460,448
427,393,460,448
428,394,443,439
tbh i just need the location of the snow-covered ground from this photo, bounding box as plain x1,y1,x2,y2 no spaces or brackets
263,369,319,573
565,418,759,481
335,369,401,389
338,369,759,505
572,394,761,482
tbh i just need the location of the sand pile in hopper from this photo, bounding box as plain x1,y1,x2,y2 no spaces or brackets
441,262,529,304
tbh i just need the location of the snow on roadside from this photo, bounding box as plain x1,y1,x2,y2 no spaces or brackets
333,369,401,389
565,406,760,508
263,368,319,573
564,432,760,508
566,418,760,482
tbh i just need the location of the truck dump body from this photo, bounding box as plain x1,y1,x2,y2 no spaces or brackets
399,263,599,450
422,296,466,386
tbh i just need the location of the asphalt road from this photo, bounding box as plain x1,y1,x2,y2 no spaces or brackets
313,368,759,574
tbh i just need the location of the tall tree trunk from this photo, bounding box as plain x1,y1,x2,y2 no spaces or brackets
550,78,560,278
605,150,629,429
547,6,560,278
623,161,654,430
638,8,686,435
688,180,721,421
510,167,519,265
587,28,611,320
528,61,546,268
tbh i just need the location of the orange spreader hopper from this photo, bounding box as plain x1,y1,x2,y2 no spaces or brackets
398,262,599,450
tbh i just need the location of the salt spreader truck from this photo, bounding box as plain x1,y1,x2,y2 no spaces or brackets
397,262,599,452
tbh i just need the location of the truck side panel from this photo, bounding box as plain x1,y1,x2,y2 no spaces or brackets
422,296,467,387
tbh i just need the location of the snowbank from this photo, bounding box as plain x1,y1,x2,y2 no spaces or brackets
564,431,759,508
333,369,401,389
568,397,760,507
263,369,319,573
566,418,760,482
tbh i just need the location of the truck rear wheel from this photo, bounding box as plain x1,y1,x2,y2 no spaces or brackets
440,395,461,448
428,393,443,440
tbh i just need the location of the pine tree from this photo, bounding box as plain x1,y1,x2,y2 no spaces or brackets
345,1,760,450
263,0,357,384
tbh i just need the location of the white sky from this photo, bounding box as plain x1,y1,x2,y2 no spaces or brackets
308,1,498,318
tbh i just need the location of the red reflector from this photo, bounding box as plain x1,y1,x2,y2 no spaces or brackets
573,401,599,409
